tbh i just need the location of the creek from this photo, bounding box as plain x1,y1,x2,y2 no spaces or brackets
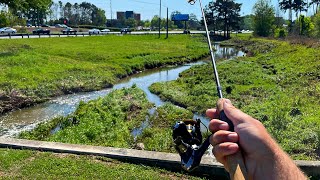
0,44,244,137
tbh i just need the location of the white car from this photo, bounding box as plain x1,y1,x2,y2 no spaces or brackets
0,27,17,34
88,29,101,34
101,29,110,33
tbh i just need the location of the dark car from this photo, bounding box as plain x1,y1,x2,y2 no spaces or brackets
32,28,50,35
62,27,77,34
183,30,190,34
120,28,131,34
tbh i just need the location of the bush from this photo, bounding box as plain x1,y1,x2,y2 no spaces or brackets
17,27,28,33
274,28,287,38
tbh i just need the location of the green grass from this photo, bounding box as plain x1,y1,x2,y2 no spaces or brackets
19,88,196,154
137,103,194,153
20,86,153,149
149,38,320,160
0,148,204,179
0,34,208,113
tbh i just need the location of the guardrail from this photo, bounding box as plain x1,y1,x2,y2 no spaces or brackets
0,31,207,39
0,32,114,39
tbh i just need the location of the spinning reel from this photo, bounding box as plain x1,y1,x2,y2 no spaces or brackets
173,0,237,173
172,119,211,171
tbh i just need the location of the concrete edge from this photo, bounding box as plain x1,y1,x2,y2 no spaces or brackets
0,138,319,178
0,138,228,178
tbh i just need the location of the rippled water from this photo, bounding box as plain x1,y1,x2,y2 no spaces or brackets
0,44,244,137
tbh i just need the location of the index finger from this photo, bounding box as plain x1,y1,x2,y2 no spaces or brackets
206,108,219,119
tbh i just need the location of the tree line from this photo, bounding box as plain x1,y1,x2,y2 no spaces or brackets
1,0,320,38
0,0,107,27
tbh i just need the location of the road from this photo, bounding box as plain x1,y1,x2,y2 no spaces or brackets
0,30,253,39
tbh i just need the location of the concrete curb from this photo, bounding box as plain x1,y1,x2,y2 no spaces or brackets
0,138,320,178
0,138,228,179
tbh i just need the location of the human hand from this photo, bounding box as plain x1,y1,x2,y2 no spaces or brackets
206,99,306,179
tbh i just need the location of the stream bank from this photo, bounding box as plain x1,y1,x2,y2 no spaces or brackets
0,44,244,138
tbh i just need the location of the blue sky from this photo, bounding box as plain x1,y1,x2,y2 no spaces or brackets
56,0,280,20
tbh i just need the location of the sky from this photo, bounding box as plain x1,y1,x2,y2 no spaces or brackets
56,0,281,21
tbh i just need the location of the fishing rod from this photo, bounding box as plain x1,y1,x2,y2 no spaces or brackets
173,0,248,179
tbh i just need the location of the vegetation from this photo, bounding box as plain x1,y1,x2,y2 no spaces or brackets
20,86,153,148
0,35,208,114
49,1,106,27
137,103,194,153
149,37,320,160
19,86,196,154
253,0,275,37
205,0,242,38
0,149,204,179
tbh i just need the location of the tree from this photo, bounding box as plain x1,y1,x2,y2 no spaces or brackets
297,15,314,35
240,15,254,30
207,0,242,38
125,18,136,28
279,0,293,28
188,13,201,30
292,0,308,19
151,15,160,29
310,0,320,14
0,11,9,27
313,11,320,36
253,0,275,37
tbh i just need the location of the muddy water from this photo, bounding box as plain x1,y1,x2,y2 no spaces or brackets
0,44,244,137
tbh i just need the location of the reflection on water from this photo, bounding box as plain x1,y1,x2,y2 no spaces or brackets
0,44,244,137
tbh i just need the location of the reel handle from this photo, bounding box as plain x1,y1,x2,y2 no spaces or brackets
217,99,248,180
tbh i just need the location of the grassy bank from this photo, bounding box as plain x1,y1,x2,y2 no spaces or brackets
19,86,196,154
149,38,320,160
0,148,204,179
20,86,153,148
0,34,208,114
17,87,203,178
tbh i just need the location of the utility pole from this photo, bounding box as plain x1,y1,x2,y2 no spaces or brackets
166,7,168,39
110,0,113,27
158,0,161,38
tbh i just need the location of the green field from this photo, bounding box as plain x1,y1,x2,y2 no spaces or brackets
0,148,204,179
149,37,320,160
0,35,208,113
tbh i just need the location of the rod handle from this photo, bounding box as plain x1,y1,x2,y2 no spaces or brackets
217,100,248,180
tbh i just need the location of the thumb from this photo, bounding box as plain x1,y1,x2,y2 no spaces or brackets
221,99,251,126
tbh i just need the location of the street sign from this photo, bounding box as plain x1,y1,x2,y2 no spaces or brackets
172,14,189,21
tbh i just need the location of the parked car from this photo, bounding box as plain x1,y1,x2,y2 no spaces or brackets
41,24,50,27
0,27,17,34
88,28,101,34
55,24,68,28
32,28,50,35
183,30,190,34
101,29,110,33
62,27,77,34
120,28,131,34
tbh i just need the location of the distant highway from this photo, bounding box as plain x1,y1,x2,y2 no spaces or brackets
0,30,252,39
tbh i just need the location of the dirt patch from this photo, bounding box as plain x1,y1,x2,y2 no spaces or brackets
0,90,38,114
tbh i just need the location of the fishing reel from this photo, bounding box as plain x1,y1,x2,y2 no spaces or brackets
173,119,211,171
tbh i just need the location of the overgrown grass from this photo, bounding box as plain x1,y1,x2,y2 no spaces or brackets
19,87,197,154
0,34,208,113
149,38,320,160
20,86,153,148
0,148,204,179
137,103,194,153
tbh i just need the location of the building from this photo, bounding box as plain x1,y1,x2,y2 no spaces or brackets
117,11,141,22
